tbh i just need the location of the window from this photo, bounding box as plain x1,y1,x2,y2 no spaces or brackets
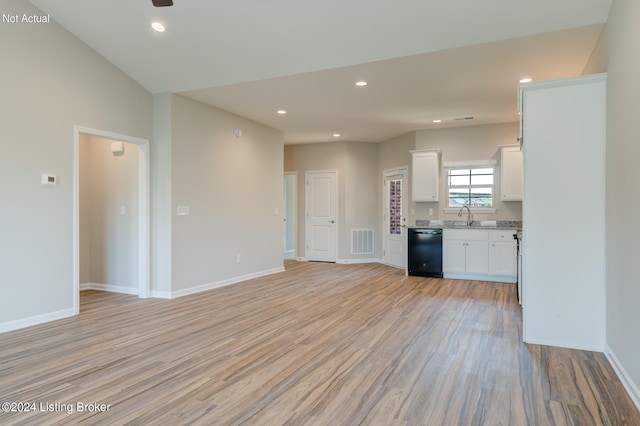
447,167,494,208
387,178,403,235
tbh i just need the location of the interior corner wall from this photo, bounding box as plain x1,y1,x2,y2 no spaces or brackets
583,22,610,75
603,0,640,405
169,94,284,292
377,132,417,254
415,122,521,222
0,0,151,327
284,141,378,262
343,143,379,260
151,93,173,295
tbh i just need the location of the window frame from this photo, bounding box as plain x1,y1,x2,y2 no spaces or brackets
443,162,497,214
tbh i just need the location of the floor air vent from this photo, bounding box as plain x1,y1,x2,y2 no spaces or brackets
351,229,374,255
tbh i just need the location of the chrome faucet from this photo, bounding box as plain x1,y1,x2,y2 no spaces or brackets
458,205,474,226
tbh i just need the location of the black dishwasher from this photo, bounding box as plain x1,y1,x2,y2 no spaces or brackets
408,228,443,278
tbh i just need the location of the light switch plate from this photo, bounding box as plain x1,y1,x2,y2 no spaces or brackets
177,206,190,216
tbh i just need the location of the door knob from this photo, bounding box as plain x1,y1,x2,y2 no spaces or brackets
329,220,335,223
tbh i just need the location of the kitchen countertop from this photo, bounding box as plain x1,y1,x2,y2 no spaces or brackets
412,220,522,231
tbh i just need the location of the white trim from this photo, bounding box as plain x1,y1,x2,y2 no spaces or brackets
150,290,172,299
337,258,382,265
520,73,606,92
443,272,516,283
605,345,640,413
522,337,604,353
382,166,409,269
410,149,440,154
443,159,497,169
444,208,496,214
74,126,151,311
0,308,76,334
295,256,308,262
80,283,139,295
168,267,285,299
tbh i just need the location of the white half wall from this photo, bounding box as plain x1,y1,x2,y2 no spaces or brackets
522,75,606,351
602,0,640,410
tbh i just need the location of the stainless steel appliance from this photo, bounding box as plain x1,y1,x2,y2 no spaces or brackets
408,228,443,278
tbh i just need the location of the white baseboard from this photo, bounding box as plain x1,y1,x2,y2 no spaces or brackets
443,272,517,283
523,336,604,353
169,267,286,299
0,308,76,334
150,290,172,299
605,344,640,413
337,258,382,265
80,282,139,295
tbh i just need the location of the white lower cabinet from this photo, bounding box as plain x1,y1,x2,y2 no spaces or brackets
444,229,516,283
489,231,517,277
443,229,489,274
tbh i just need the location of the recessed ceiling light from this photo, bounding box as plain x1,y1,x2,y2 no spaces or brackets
151,22,165,32
277,110,287,115
519,78,532,83
333,133,341,138
433,119,442,123
355,81,367,87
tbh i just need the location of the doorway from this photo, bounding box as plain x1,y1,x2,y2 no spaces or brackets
305,170,338,262
73,126,150,315
383,167,408,269
283,172,297,259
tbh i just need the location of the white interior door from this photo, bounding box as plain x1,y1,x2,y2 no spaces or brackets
383,168,408,269
306,170,337,262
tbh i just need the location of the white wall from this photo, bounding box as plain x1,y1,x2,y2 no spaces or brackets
0,0,151,328
170,95,285,292
602,0,640,407
79,136,139,289
415,122,522,222
151,93,173,295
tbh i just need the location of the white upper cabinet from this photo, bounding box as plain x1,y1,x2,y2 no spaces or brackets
501,145,523,201
411,150,439,202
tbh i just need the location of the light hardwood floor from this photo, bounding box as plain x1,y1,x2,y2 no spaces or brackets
1,261,638,425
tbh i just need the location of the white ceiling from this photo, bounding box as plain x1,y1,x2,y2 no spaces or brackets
28,0,611,144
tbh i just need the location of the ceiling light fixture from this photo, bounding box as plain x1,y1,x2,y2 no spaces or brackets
433,119,442,123
519,78,532,83
151,22,165,32
277,110,287,115
355,81,367,87
333,133,341,138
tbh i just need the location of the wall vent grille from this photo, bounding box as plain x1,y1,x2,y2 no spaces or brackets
351,229,374,255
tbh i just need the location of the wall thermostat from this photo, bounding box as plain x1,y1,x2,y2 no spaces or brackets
42,173,57,186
